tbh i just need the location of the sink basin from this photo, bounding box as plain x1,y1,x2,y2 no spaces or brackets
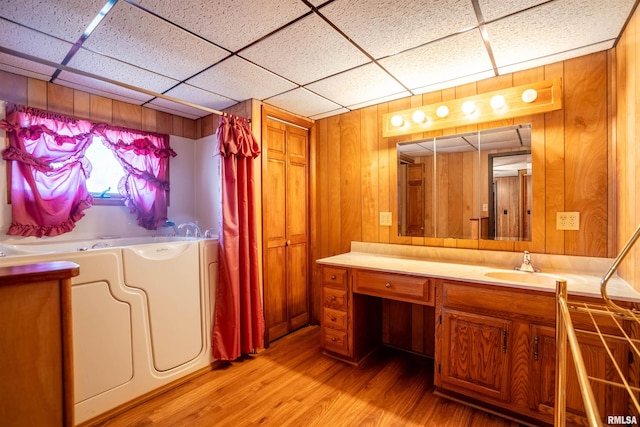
483,271,563,286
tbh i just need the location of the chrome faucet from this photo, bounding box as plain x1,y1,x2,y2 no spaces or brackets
516,250,538,272
177,222,202,238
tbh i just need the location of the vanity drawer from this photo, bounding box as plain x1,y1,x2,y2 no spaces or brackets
323,307,348,330
323,267,348,289
322,327,349,356
323,287,347,310
353,269,433,305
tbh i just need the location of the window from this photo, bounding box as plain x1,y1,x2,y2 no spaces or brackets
85,135,124,203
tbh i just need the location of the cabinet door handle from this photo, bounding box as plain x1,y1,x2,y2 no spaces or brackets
534,335,539,361
385,283,391,288
502,329,507,353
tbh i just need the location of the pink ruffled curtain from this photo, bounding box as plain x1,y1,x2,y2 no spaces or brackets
0,104,176,236
212,113,265,361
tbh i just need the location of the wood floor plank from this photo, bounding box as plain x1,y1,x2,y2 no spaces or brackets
94,326,524,427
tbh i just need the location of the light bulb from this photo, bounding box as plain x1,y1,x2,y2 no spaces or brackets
462,101,476,115
412,110,426,123
522,89,538,103
436,105,449,118
490,95,506,110
390,115,404,127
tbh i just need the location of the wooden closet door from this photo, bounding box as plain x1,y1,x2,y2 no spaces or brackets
263,117,309,342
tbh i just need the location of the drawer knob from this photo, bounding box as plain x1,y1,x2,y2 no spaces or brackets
330,316,336,322
330,295,337,301
331,275,337,280
331,337,338,342
385,283,391,288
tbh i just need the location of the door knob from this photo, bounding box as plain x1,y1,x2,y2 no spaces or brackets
285,240,291,246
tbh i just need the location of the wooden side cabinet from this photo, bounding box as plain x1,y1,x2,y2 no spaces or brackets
0,261,79,427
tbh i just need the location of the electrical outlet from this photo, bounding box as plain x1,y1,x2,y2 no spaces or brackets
379,212,392,226
557,212,580,230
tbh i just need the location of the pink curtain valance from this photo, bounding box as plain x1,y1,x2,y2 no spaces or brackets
0,103,176,237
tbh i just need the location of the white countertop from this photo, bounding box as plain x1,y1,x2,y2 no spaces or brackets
317,250,640,302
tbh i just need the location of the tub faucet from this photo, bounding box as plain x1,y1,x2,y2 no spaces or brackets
164,220,179,236
177,222,201,238
516,251,537,272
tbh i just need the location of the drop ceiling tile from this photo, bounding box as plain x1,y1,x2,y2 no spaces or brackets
0,0,106,43
477,0,549,21
412,70,496,95
0,53,57,81
66,48,179,94
82,1,229,81
310,108,351,120
497,41,614,75
380,30,493,91
305,63,409,107
136,0,311,52
265,88,342,118
142,102,201,121
187,56,297,101
56,70,155,104
240,13,370,85
158,83,237,115
0,19,72,64
318,0,478,59
486,0,635,69
348,92,410,111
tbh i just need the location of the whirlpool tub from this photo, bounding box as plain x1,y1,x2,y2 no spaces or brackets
0,236,218,424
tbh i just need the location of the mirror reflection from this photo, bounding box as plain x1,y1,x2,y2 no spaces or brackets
397,124,532,241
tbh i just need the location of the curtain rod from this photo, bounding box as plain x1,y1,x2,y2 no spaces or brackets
0,46,225,117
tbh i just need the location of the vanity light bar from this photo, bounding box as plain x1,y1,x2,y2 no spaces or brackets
383,78,562,137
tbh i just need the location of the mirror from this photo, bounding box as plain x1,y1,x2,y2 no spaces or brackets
397,124,532,241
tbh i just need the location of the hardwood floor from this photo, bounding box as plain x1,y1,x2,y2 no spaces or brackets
94,326,522,427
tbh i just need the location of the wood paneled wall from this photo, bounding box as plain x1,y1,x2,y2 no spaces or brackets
0,70,206,138
615,6,640,291
315,51,612,261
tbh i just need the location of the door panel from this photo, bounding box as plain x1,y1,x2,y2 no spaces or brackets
288,242,309,330
265,246,288,340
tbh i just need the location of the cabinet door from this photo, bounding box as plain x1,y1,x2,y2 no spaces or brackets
531,324,629,424
440,309,511,402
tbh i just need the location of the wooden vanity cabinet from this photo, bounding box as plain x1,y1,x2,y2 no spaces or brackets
0,261,79,427
435,279,633,424
320,266,381,362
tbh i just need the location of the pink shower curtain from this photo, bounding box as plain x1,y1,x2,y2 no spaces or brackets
212,113,265,361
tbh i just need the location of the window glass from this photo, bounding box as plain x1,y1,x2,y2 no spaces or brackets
85,135,123,198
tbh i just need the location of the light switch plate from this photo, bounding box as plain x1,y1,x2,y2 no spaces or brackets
557,212,579,230
379,212,392,226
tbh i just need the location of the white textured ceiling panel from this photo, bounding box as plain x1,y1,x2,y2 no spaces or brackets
0,20,72,64
0,0,106,43
83,2,229,81
319,0,478,59
187,56,297,101
136,0,311,52
348,91,412,111
380,30,493,91
497,41,615,75
266,88,343,118
305,63,409,107
143,101,201,121
477,0,549,21
309,107,351,120
240,13,370,85
0,59,55,81
412,70,496,95
57,71,155,104
67,49,179,94
158,83,237,116
487,0,635,69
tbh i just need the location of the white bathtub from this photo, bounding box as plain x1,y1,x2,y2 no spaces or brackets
0,236,218,424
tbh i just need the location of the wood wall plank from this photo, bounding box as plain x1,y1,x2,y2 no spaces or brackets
0,71,27,105
27,79,47,109
340,110,362,253
327,115,342,256
564,53,609,257
156,111,173,135
141,107,158,133
90,95,112,124
377,103,390,243
47,83,74,116
361,105,379,243
113,100,142,129
73,90,91,120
